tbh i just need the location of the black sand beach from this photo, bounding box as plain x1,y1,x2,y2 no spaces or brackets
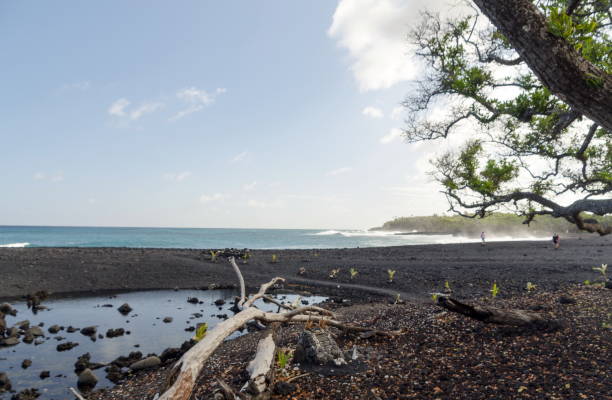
1,237,610,302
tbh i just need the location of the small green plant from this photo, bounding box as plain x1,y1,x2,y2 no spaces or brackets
431,293,439,302
593,263,608,281
525,282,537,292
584,280,591,285
210,250,221,262
271,254,278,263
490,281,500,298
349,268,358,280
193,323,208,342
241,252,250,264
387,269,396,283
394,293,401,304
276,349,291,369
444,280,452,293
329,268,340,279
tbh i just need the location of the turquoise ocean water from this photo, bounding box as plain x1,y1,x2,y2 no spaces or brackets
0,225,474,249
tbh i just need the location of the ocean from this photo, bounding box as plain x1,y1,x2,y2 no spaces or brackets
0,225,489,249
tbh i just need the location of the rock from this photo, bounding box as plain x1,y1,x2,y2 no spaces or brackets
22,334,34,344
274,381,296,396
21,359,32,369
214,299,225,306
74,353,92,374
39,371,50,379
47,325,61,334
187,297,199,304
604,281,612,289
184,326,195,332
117,303,132,315
34,339,44,346
0,372,11,392
26,326,44,337
163,317,173,323
7,327,19,337
293,329,346,366
11,388,41,399
129,356,161,371
559,296,576,304
106,328,125,338
160,347,181,363
66,326,78,333
105,365,125,384
57,342,79,352
16,320,30,330
101,304,113,307
0,303,17,316
77,368,98,390
80,326,97,336
0,337,20,346
111,351,142,368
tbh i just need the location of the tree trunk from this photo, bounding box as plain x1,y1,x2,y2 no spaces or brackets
472,0,612,132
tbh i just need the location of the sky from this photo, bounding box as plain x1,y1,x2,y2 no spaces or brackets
0,0,465,229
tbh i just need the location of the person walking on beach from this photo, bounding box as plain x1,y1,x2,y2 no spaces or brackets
480,231,486,246
552,233,560,249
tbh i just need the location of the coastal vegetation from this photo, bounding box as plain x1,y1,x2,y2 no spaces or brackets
375,213,612,237
403,0,611,235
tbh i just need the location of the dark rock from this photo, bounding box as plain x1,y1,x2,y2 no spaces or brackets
274,381,296,396
105,365,124,384
187,297,199,304
184,326,195,332
214,299,225,306
559,296,576,304
101,304,113,307
111,351,142,368
47,325,61,334
129,356,161,371
22,334,34,344
0,372,11,392
66,326,78,333
106,328,125,338
294,329,346,366
7,327,19,338
57,342,79,352
21,359,32,369
0,337,20,346
160,347,182,363
26,326,44,337
74,353,92,374
163,317,173,323
39,371,50,379
605,281,612,289
77,368,98,390
10,387,40,400
117,303,132,315
16,320,30,330
80,326,97,336
0,303,17,316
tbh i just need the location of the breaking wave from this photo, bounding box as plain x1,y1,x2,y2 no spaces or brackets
310,230,402,237
0,242,31,248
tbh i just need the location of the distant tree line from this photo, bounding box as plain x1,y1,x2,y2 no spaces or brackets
374,213,612,237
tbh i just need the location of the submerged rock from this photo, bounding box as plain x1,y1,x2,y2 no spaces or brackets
0,337,20,346
0,372,11,392
77,368,98,391
57,342,79,352
21,359,32,369
26,326,44,337
80,326,97,336
117,303,132,315
10,387,40,400
162,317,173,323
39,371,50,379
106,328,125,338
47,325,61,334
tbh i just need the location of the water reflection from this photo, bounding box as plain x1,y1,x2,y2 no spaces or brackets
0,289,326,399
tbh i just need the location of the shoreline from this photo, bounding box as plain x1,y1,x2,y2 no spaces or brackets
1,237,610,302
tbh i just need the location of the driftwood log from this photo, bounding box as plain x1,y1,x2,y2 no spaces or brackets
156,257,399,400
436,296,557,328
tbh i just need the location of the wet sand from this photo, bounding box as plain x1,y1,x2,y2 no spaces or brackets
1,236,610,302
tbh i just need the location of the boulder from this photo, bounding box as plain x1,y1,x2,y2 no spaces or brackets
0,303,17,316
187,297,199,304
106,328,125,338
66,326,78,333
77,368,98,390
47,325,61,334
160,347,181,363
80,326,97,336
214,299,225,306
0,337,20,346
117,303,132,315
22,334,34,344
57,342,79,352
16,320,30,330
129,356,161,371
26,326,44,337
293,329,346,367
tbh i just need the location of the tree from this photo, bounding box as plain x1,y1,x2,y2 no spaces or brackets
404,0,611,234
472,0,612,132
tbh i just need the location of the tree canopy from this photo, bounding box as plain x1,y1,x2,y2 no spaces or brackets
404,0,611,234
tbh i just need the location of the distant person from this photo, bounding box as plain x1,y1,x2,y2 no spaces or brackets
480,231,486,246
552,233,560,249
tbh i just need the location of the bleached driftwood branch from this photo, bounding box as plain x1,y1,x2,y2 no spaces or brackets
240,332,275,396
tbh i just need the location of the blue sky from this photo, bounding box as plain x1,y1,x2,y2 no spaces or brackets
1,0,457,229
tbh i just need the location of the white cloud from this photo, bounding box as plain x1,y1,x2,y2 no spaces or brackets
200,193,227,203
327,167,352,176
33,172,64,182
130,102,164,120
163,171,192,182
328,0,454,91
390,106,404,120
231,151,248,163
170,87,226,121
243,181,257,191
380,127,403,144
362,106,384,118
108,98,130,117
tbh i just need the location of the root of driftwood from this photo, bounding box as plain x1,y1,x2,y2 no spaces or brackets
436,296,557,328
156,259,398,400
